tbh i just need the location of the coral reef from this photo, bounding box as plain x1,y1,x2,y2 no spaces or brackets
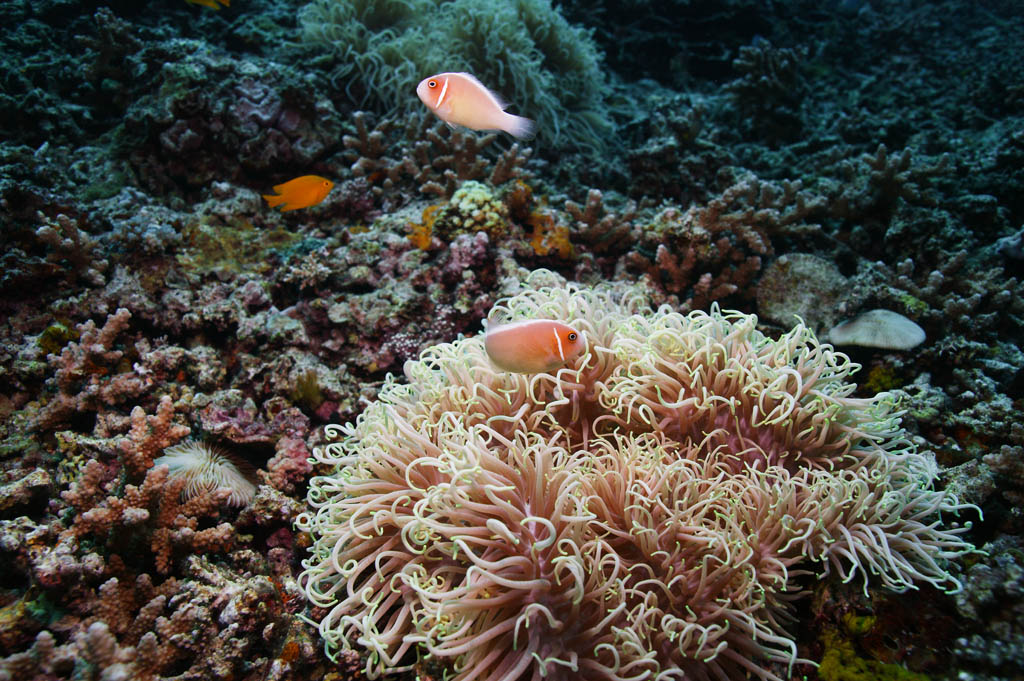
1,0,1021,679
299,276,974,681
0,394,324,679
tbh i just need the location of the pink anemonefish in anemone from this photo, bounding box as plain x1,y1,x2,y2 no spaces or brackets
262,175,334,212
484,319,586,374
416,72,535,139
185,0,230,9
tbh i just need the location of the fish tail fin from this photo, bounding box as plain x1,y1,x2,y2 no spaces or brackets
503,114,535,140
262,193,286,208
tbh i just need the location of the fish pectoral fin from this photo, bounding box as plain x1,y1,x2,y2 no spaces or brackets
438,97,456,118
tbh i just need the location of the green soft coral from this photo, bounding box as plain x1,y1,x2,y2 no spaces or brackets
299,0,611,149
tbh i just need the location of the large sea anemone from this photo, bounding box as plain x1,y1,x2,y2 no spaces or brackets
298,272,974,681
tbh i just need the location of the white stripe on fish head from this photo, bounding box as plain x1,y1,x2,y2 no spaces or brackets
435,76,450,109
552,326,566,361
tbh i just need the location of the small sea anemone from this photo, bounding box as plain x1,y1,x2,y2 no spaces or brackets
298,272,973,681
155,440,256,507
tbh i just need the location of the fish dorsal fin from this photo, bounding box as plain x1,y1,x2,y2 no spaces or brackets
484,311,511,331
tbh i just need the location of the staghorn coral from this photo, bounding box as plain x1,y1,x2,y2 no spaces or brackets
833,144,948,219
0,384,328,679
565,188,637,255
54,398,230,577
877,251,1022,340
31,307,148,432
0,211,108,296
299,272,974,681
725,37,808,142
64,443,236,576
839,250,1024,448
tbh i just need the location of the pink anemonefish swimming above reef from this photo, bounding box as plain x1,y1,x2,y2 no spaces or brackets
416,72,535,139
262,175,334,212
185,0,230,9
484,319,586,374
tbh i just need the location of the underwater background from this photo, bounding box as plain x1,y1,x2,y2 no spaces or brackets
0,0,1022,679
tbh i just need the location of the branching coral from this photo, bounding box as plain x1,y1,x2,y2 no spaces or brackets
0,211,108,296
725,37,808,141
62,397,236,576
31,307,148,432
298,272,975,681
565,188,637,254
342,111,532,201
626,171,824,311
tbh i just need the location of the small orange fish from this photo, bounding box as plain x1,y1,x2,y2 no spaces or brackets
185,0,230,9
263,175,334,212
484,319,586,374
416,72,535,139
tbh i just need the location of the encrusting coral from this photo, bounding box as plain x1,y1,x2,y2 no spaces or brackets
298,272,975,681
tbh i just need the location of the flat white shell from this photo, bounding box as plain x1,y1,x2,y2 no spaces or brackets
828,309,925,350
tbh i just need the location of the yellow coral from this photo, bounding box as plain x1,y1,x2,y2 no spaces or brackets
819,630,929,681
528,209,572,258
864,363,901,393
408,204,441,250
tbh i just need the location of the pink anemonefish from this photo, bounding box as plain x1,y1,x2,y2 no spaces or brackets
484,319,586,374
416,72,535,139
262,175,334,212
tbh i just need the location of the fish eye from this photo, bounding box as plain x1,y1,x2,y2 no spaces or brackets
428,80,437,88
568,332,577,341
